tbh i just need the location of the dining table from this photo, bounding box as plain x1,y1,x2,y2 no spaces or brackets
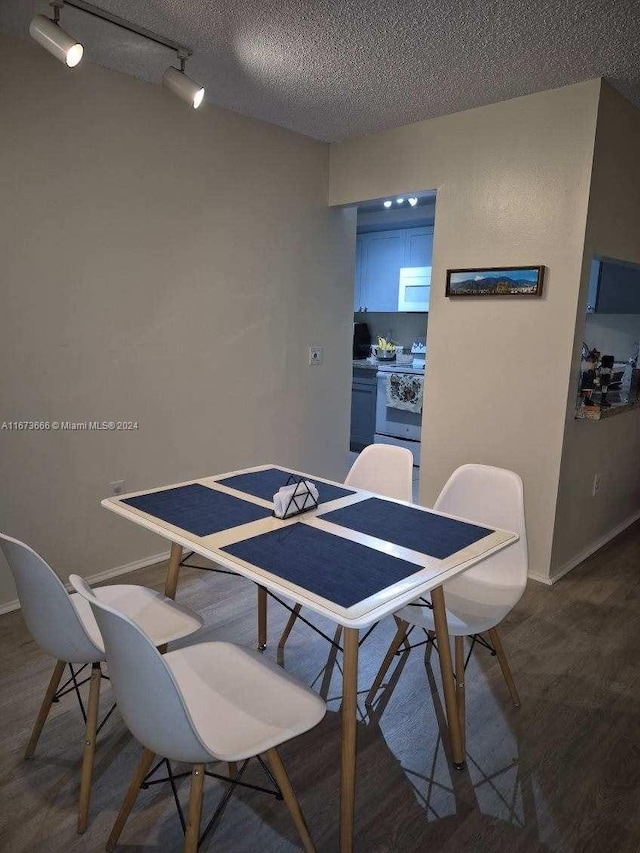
102,463,518,852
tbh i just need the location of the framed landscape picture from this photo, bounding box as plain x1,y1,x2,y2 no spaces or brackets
446,266,545,297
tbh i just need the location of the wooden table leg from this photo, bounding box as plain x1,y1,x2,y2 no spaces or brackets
455,636,466,755
431,585,465,769
164,542,183,600
340,627,359,853
258,585,267,651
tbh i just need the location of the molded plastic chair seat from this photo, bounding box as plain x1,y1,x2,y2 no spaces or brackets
69,574,325,852
368,464,528,739
0,531,204,834
396,585,517,637
162,641,326,763
71,585,202,655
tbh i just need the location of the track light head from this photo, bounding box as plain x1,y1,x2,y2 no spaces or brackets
29,12,83,68
162,66,205,109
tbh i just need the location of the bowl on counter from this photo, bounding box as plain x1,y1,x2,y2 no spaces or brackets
372,344,403,362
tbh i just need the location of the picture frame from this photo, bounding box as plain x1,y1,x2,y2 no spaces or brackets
445,265,545,297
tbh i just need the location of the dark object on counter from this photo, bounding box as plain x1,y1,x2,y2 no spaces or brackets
353,322,371,359
599,354,614,407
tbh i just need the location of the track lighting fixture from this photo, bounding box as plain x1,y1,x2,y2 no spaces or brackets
408,197,418,206
383,200,393,208
163,53,205,109
29,4,83,68
29,0,205,110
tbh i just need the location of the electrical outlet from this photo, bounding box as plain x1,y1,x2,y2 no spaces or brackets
110,479,126,496
592,473,602,497
309,346,323,366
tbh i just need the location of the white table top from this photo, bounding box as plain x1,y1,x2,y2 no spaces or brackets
102,464,518,629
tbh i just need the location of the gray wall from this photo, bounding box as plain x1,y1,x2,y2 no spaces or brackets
0,35,355,606
330,81,601,581
552,83,640,577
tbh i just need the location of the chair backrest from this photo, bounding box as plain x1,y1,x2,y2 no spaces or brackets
69,574,211,764
434,464,528,609
345,444,413,502
0,533,102,663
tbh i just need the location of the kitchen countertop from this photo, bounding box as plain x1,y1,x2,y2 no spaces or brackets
575,399,640,420
352,359,379,370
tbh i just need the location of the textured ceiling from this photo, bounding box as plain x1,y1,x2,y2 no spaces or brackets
2,0,640,141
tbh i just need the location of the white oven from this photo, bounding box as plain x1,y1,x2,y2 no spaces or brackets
375,364,424,466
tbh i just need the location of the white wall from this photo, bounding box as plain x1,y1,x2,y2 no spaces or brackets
330,81,601,580
552,83,640,577
0,35,355,607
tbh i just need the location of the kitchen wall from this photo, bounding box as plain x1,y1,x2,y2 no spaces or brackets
330,80,601,581
0,34,355,608
552,83,640,579
354,312,428,353
583,313,640,362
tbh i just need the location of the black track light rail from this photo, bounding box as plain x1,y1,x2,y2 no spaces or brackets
57,0,191,58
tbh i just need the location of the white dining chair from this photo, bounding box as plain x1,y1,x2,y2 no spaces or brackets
277,443,414,652
69,574,326,853
0,532,203,833
367,464,528,746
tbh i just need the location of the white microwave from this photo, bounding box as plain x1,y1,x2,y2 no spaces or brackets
398,266,431,312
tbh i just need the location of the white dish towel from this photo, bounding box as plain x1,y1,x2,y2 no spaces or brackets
273,480,319,518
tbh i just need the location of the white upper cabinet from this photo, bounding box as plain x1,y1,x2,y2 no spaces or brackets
354,226,433,312
405,227,433,268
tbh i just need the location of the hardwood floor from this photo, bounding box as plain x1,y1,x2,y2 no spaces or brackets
2,523,640,852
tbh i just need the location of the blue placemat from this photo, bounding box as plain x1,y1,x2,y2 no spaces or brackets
218,468,354,504
122,483,271,537
319,498,492,559
221,524,421,608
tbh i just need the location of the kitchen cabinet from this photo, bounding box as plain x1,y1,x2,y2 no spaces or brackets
354,236,365,313
350,367,377,452
405,226,433,267
354,226,433,312
587,259,640,314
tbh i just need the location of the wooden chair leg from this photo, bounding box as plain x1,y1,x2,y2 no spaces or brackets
184,764,205,853
454,636,466,754
366,616,409,704
278,603,302,650
488,627,521,707
228,761,238,779
77,662,102,834
106,747,155,852
265,748,316,853
25,659,66,759
258,586,267,651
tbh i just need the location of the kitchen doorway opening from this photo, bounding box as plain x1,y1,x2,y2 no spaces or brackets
348,190,437,489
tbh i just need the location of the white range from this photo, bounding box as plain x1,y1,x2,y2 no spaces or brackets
374,360,425,466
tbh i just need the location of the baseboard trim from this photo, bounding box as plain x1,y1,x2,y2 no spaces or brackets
0,549,171,616
544,508,640,586
527,571,554,586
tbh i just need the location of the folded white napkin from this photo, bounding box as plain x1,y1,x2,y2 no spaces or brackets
273,480,319,518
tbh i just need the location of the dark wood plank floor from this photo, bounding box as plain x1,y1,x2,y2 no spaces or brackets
2,522,640,852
